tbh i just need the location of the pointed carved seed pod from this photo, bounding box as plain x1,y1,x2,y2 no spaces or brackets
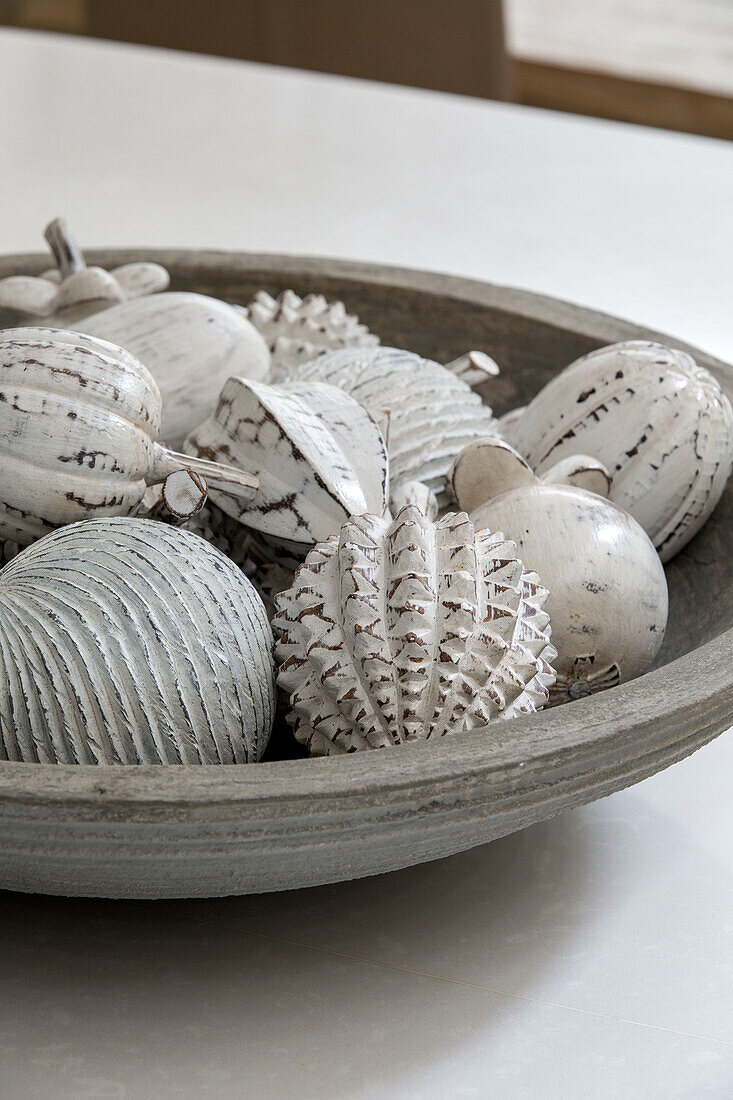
77,292,271,448
292,346,498,502
184,377,389,551
241,288,379,381
0,328,258,546
0,217,169,325
0,518,275,764
273,504,557,756
501,340,733,562
451,438,668,702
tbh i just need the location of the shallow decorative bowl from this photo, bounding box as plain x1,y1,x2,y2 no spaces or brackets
0,249,731,899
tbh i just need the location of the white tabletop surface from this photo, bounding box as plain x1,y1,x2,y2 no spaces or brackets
0,28,731,1100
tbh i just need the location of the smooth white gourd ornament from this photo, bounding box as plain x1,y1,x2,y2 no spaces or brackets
184,377,389,551
501,340,733,562
273,504,557,756
0,518,275,764
241,289,380,381
77,292,271,448
0,217,169,325
451,438,669,701
291,346,498,502
0,328,258,546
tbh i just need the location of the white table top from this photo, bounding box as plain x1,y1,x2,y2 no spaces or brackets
0,28,731,1100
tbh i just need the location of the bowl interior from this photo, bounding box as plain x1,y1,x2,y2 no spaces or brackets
2,249,731,740
153,254,733,676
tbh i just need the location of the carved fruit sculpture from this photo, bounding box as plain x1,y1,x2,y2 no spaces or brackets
0,328,258,546
0,217,169,325
501,340,733,562
274,504,557,755
291,346,498,502
0,519,275,764
451,438,669,701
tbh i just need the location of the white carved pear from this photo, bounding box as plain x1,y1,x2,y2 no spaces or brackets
291,346,498,501
79,291,271,449
274,504,557,756
0,217,169,325
501,340,733,562
0,328,258,546
451,438,668,701
184,377,389,551
0,518,275,764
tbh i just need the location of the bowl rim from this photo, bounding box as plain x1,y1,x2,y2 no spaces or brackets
0,248,731,820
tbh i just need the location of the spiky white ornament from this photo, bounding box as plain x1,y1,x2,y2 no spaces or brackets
274,505,557,756
242,289,379,381
292,346,498,502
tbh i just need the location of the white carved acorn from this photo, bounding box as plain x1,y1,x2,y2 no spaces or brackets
184,377,389,551
241,289,379,381
0,518,275,764
76,291,271,449
0,218,169,325
501,340,733,562
0,328,259,546
273,504,557,756
291,346,498,501
451,438,668,701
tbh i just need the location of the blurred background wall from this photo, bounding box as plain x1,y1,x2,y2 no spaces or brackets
2,0,731,139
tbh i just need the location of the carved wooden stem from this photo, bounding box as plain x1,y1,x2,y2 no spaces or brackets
444,350,500,384
44,217,86,277
151,444,259,502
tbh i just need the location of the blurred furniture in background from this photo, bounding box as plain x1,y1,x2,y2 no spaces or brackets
509,0,733,139
0,0,731,136
1,0,512,100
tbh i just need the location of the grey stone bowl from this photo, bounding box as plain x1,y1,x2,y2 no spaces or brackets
0,249,730,899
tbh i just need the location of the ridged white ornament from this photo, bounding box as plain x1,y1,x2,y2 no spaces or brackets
291,346,498,502
184,377,389,551
78,291,271,448
0,518,275,764
241,289,379,381
0,328,258,546
274,505,557,756
501,340,733,562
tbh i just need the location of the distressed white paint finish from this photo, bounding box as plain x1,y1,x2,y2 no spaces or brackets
242,288,379,381
502,340,733,562
292,346,498,502
0,217,169,325
0,518,275,764
0,328,258,546
274,504,556,756
453,439,669,701
79,291,271,449
185,377,389,551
